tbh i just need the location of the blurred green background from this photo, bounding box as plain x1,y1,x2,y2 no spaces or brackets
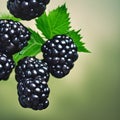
0,0,120,120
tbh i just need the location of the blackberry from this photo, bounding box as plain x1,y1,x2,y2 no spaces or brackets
0,53,15,80
0,19,30,56
17,76,50,110
7,0,50,20
41,35,78,78
15,56,50,82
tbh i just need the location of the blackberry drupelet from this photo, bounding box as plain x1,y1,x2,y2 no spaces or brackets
17,76,50,110
7,0,50,20
0,19,31,56
0,53,15,80
41,35,78,78
15,56,50,82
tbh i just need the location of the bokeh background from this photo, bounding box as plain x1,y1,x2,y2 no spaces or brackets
0,0,120,120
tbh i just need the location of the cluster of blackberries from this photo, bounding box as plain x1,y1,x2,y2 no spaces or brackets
0,20,78,110
0,0,79,111
0,0,51,110
14,34,78,110
0,19,31,81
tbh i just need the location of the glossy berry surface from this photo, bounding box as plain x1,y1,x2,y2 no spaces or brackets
15,56,50,110
0,53,15,80
41,35,78,78
17,76,50,110
0,19,30,56
7,0,50,20
15,56,50,82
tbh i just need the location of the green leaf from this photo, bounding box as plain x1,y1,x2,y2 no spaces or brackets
35,3,89,53
13,29,45,63
67,30,90,53
28,28,45,44
0,14,21,21
36,4,70,39
48,4,70,37
36,13,51,39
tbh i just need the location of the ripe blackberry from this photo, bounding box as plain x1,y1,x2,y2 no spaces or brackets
17,76,50,110
0,19,30,56
15,56,50,82
7,0,50,20
41,35,78,78
0,53,15,80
